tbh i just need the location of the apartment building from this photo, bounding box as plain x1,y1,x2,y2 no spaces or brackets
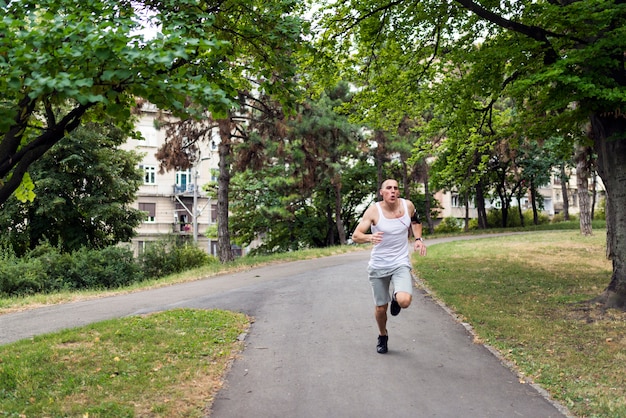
436,168,606,221
120,104,219,256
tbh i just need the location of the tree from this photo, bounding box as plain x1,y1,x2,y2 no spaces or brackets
319,1,626,308
228,83,369,252
0,0,242,206
0,122,144,255
148,0,306,262
288,82,363,245
515,141,552,226
230,160,375,253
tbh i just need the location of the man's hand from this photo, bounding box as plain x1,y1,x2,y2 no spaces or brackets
414,239,427,256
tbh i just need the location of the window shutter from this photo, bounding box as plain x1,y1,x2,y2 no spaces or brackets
139,203,156,217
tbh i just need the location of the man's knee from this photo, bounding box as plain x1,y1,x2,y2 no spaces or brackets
396,292,412,308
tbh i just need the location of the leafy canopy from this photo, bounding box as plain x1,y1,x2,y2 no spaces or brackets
1,0,291,203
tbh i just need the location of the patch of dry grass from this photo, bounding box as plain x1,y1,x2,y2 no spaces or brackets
415,230,625,418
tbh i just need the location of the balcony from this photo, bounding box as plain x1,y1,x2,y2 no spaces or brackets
173,184,197,195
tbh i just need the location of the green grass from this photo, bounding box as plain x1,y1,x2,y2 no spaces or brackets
414,230,625,418
0,309,249,417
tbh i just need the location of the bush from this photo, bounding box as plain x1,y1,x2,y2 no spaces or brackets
0,237,216,297
68,246,143,289
0,244,144,296
0,257,46,296
25,243,77,292
552,213,578,223
171,244,213,272
485,207,551,228
594,198,606,220
531,211,551,225
435,217,462,233
139,238,215,279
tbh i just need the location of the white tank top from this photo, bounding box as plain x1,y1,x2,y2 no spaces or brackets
369,198,411,269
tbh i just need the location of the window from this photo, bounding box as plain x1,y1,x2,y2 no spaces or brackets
176,170,192,193
211,203,217,223
137,126,158,147
141,165,156,184
451,193,470,208
137,241,155,255
139,202,156,223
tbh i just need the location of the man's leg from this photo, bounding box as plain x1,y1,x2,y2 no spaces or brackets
375,304,388,335
395,291,412,309
375,304,388,354
390,266,414,315
369,270,392,353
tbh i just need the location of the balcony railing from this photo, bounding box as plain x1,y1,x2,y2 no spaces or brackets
173,184,196,195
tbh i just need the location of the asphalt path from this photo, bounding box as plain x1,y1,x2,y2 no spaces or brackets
0,236,571,418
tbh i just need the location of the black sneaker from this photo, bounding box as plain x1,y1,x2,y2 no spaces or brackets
390,295,401,316
377,334,388,354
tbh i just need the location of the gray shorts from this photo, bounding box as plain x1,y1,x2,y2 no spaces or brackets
368,265,414,306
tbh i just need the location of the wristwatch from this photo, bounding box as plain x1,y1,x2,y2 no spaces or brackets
415,237,423,242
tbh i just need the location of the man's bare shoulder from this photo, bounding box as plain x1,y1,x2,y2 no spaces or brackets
362,202,379,223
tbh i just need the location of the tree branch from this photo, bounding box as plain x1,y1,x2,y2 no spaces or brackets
453,0,582,64
0,103,92,203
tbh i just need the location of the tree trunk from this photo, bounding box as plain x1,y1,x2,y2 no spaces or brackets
326,199,335,246
530,180,539,225
575,144,593,236
590,113,626,308
217,117,234,263
464,192,469,232
560,165,570,220
496,177,509,228
517,195,525,227
334,180,347,245
423,172,435,234
401,159,410,199
475,181,487,229
501,199,509,228
591,170,597,220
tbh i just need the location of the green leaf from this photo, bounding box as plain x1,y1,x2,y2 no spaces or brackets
13,172,36,203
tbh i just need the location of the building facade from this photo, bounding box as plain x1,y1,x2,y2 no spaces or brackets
120,104,219,256
436,168,605,221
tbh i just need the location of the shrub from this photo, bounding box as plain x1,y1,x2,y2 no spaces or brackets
25,243,76,292
1,237,216,296
68,246,143,289
0,257,46,296
139,238,215,279
0,243,144,296
530,211,551,225
140,240,174,279
435,217,462,233
170,244,213,272
552,213,578,223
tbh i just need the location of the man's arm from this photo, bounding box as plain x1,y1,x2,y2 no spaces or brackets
408,201,427,256
352,205,377,244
